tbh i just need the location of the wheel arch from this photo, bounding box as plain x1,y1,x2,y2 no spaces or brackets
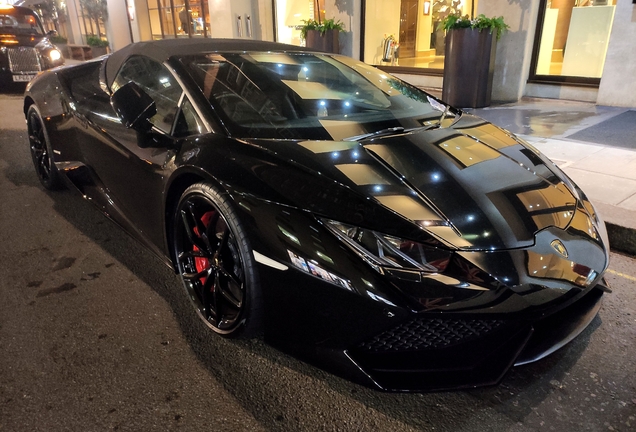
23,96,35,118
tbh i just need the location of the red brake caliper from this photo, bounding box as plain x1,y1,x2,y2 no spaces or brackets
193,211,216,287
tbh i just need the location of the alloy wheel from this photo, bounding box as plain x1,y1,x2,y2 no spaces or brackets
174,191,249,334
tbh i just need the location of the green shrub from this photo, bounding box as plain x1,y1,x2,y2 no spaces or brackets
86,36,109,47
440,14,509,40
299,18,345,40
49,35,68,44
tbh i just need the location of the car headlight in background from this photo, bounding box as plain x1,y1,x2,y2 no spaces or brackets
49,49,62,62
321,219,451,274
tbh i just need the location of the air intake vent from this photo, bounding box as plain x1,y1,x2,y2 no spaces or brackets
359,318,504,352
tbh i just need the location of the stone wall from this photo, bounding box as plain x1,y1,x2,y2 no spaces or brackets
477,0,540,103
597,1,636,108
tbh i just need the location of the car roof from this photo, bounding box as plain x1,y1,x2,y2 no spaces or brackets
105,38,309,91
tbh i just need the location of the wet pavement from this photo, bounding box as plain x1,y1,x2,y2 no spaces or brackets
468,98,628,140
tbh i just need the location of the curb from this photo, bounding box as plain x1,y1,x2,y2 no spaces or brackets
592,202,636,257
606,223,636,257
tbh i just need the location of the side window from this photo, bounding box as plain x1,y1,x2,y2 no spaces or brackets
112,56,182,134
174,97,206,138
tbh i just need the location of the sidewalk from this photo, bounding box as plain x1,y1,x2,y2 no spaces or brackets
468,98,636,256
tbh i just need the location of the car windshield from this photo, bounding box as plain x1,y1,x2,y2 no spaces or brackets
0,10,44,36
181,52,454,140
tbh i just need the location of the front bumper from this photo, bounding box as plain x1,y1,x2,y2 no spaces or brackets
240,196,610,392
347,284,605,392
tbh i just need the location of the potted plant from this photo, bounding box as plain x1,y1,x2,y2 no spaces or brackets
86,35,110,58
440,14,509,108
300,18,345,54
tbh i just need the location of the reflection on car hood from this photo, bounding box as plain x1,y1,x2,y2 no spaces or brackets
247,114,577,251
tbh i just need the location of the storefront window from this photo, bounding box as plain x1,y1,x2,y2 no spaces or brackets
363,0,476,70
275,0,318,46
186,1,208,36
74,0,107,40
533,0,616,79
148,0,210,39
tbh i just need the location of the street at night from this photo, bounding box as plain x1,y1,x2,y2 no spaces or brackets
1,90,636,431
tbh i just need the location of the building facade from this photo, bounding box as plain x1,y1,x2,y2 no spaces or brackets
13,0,636,107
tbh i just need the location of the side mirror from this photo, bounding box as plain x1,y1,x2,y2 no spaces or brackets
46,29,57,37
110,82,157,131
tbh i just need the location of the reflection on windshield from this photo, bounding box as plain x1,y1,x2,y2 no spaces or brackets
182,52,454,140
0,12,44,36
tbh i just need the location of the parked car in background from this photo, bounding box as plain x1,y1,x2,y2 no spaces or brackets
0,4,63,86
23,39,611,392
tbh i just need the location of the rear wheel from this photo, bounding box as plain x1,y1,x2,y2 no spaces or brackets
27,105,63,190
173,183,262,338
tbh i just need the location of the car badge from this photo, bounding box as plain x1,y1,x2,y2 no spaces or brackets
551,240,568,258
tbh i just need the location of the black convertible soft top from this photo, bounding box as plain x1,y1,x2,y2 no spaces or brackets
104,38,308,91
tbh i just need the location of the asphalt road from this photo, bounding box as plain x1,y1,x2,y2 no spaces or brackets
1,91,635,432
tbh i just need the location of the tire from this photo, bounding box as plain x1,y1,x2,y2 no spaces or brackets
172,182,262,338
27,105,63,190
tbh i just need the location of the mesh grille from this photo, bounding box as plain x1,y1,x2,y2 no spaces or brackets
7,47,42,73
359,318,504,352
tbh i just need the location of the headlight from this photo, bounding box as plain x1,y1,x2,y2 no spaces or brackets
321,219,451,273
49,49,62,61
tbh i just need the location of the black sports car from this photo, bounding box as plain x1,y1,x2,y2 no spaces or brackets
0,5,64,85
24,38,610,392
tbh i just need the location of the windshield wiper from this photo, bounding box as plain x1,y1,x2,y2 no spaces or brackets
343,123,442,142
343,127,405,142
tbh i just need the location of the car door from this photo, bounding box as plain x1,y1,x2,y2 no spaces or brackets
79,55,207,255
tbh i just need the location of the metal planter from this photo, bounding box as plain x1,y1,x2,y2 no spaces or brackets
305,29,339,54
442,28,497,108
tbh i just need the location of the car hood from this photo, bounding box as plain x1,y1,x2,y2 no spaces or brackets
246,114,577,251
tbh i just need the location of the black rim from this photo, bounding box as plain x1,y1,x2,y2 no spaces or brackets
28,111,52,183
175,194,246,332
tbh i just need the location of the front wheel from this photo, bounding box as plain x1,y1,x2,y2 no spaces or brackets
172,183,262,338
27,105,63,190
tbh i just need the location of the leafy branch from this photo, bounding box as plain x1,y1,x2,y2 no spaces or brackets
439,14,509,40
299,18,345,40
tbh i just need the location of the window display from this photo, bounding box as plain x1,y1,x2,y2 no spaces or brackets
148,0,210,39
533,0,616,79
363,0,476,70
275,0,318,46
